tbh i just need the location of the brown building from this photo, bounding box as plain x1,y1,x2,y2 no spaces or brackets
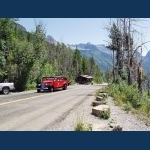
76,75,93,84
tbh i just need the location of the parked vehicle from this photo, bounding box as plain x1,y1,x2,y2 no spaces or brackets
0,83,15,94
36,76,69,93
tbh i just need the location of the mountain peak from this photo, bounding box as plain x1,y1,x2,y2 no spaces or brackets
46,35,57,44
87,42,92,45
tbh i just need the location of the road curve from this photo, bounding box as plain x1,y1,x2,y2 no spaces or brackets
0,84,106,131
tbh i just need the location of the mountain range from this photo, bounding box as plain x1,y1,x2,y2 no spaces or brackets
143,51,150,72
17,23,150,72
69,43,150,72
69,43,112,71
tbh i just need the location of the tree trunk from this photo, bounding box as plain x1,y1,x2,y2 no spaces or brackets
137,63,142,93
127,18,132,85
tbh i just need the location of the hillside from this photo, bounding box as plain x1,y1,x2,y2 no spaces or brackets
0,19,103,91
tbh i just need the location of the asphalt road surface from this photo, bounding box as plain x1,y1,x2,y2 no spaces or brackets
0,84,107,131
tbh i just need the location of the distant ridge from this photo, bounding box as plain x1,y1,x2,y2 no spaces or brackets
15,23,26,31
143,50,150,72
69,43,112,71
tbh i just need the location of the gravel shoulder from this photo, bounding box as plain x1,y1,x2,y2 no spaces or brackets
48,94,150,131
107,97,150,131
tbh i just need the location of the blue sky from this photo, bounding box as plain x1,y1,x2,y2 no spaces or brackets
18,18,150,56
18,18,108,45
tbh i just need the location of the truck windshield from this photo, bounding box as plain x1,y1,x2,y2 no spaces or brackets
42,77,54,81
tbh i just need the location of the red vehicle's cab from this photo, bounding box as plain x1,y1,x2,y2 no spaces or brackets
36,76,69,93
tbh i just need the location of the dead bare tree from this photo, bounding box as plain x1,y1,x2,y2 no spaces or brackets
104,18,150,90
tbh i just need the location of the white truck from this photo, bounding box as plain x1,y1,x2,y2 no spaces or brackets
0,83,15,94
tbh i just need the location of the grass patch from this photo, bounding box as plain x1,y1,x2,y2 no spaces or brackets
109,118,116,124
123,101,133,113
74,117,92,131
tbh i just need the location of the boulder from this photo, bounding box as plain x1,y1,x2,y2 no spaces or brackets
96,96,104,101
92,101,107,106
99,93,108,98
100,91,107,93
112,125,123,131
92,105,110,116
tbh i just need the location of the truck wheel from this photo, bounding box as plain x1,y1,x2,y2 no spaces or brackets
63,84,67,90
49,87,54,92
2,87,10,94
37,89,41,93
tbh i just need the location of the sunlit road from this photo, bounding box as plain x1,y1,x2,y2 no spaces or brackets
0,84,107,131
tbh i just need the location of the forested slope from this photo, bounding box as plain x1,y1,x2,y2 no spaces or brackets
0,18,103,91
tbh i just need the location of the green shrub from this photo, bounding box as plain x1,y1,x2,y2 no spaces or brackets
25,82,36,90
107,80,150,116
108,81,143,109
94,76,103,84
98,109,110,119
69,79,76,85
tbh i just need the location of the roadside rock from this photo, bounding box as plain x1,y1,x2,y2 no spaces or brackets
96,96,104,101
92,101,107,106
99,93,108,98
112,125,123,131
92,105,110,116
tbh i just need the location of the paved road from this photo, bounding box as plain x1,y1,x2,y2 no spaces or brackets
0,84,106,131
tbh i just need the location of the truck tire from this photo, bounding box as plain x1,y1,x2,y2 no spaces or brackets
49,86,54,92
37,89,41,93
2,87,10,95
63,84,67,90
